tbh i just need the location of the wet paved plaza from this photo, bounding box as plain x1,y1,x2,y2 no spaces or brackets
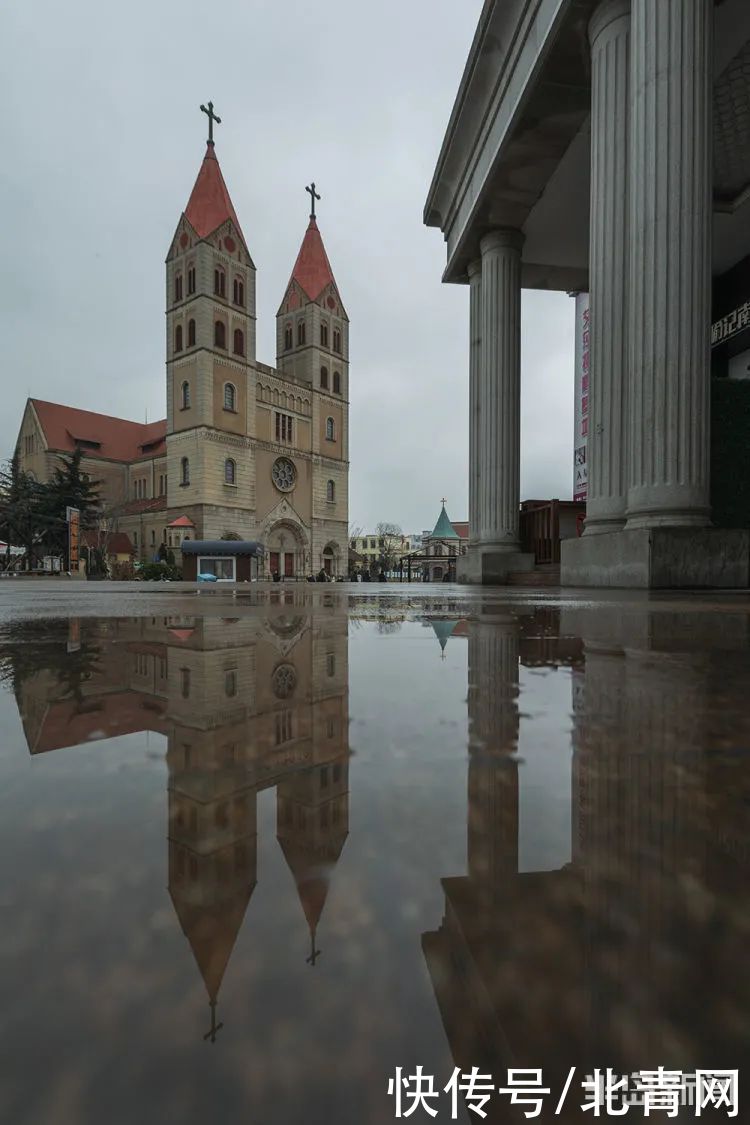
0,582,748,1124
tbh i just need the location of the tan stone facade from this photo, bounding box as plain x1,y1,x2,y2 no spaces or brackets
13,141,350,577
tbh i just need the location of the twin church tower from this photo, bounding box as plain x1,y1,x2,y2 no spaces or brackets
14,104,350,579
166,104,350,576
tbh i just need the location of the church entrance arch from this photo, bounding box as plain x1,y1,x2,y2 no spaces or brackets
265,520,307,579
322,541,340,577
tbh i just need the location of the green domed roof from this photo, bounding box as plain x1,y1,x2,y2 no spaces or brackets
430,503,459,539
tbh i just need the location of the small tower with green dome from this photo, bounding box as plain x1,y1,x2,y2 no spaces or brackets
423,499,462,582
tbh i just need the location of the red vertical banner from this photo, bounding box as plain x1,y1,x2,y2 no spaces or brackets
67,507,80,571
573,293,590,502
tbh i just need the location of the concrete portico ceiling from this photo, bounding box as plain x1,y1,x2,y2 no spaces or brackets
426,0,750,290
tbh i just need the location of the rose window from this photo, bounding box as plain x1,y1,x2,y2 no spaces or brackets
272,457,296,492
272,663,297,699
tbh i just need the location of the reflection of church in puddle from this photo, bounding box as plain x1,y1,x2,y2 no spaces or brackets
11,598,349,1040
423,607,750,1106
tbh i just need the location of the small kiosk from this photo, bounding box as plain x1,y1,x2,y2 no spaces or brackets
180,540,264,582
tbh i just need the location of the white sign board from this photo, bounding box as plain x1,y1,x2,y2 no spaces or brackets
573,292,590,503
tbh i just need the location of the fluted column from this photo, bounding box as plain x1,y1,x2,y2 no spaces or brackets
478,230,524,549
625,0,713,529
584,0,630,536
468,259,482,545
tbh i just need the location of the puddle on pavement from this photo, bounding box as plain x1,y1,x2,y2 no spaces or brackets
0,594,748,1123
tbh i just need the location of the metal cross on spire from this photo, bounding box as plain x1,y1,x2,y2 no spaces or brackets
306,930,321,967
203,1000,224,1043
306,182,321,220
200,101,222,145
441,497,447,507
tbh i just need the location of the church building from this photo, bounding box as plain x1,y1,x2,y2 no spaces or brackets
14,107,350,578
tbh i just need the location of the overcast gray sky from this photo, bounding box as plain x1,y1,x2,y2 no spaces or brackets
2,0,574,534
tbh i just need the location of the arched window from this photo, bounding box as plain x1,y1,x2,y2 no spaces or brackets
333,370,341,394
333,327,342,353
297,320,306,346
214,320,226,349
181,381,190,410
174,324,183,352
174,274,183,302
187,265,195,294
233,328,244,356
326,416,335,441
181,457,190,485
224,382,236,412
187,319,196,347
284,323,293,350
320,366,329,389
224,458,236,485
326,479,335,502
233,277,244,306
321,322,329,347
214,267,226,297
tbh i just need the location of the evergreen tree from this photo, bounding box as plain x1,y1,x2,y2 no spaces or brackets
40,449,101,556
0,455,46,568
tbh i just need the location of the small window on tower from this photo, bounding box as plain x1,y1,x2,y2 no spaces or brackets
181,457,190,486
320,366,329,389
174,274,183,302
333,370,341,395
214,267,226,297
326,479,335,502
326,416,336,441
321,322,329,347
181,381,190,410
233,328,244,356
297,320,306,346
174,324,183,352
224,382,236,412
284,323,293,350
333,327,342,353
187,319,196,347
187,265,196,295
214,320,226,349
224,458,236,485
233,277,245,306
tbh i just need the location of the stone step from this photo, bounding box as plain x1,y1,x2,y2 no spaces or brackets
505,565,561,587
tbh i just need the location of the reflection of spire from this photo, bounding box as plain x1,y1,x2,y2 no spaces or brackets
277,758,349,961
170,882,255,1004
431,619,458,657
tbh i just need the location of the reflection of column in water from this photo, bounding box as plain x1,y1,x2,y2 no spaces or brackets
574,636,710,1068
467,620,520,901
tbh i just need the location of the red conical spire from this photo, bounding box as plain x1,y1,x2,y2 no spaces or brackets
184,144,246,247
289,218,337,302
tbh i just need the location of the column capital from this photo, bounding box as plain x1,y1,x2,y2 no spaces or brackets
467,258,482,279
479,229,524,257
589,0,630,47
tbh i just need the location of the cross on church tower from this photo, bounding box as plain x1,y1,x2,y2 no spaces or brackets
306,182,321,220
200,100,221,145
203,1000,224,1043
306,930,321,967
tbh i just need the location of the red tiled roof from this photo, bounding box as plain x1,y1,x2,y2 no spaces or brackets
31,400,166,463
32,691,168,754
288,218,337,302
184,144,246,247
168,515,195,527
451,521,470,539
81,530,134,556
121,497,167,516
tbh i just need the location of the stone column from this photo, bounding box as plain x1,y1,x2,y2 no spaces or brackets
625,0,713,529
468,259,482,545
584,0,630,536
478,230,524,550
